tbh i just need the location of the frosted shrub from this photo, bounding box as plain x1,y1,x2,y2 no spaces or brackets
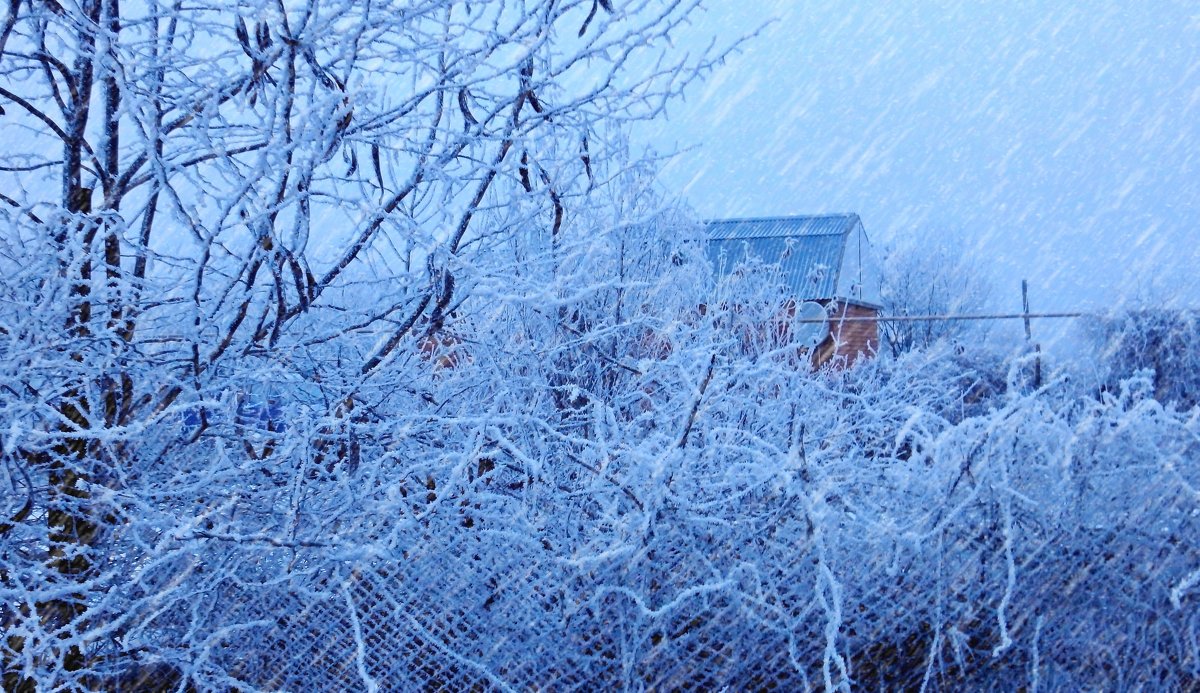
1091,308,1200,408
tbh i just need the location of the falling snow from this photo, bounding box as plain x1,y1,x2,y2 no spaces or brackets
1,1,1197,690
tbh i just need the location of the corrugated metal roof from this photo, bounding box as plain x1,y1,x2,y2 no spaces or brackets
708,235,846,298
705,214,860,241
706,215,860,300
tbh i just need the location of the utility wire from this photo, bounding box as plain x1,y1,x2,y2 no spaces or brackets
794,311,1087,324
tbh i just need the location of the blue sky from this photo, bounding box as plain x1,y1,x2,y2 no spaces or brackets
637,1,1200,338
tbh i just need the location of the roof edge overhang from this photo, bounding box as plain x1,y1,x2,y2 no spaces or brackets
708,231,847,241
821,296,883,311
704,213,861,241
703,212,861,224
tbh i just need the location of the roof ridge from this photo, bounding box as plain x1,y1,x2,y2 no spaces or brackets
705,215,860,241
709,233,846,240
704,213,859,224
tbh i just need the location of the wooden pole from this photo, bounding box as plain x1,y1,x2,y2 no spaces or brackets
1022,280,1033,341
1023,279,1042,387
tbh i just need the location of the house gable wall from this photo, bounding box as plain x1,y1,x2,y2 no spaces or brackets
833,219,882,308
814,300,878,367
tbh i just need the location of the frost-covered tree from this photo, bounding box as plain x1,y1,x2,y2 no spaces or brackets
0,0,727,687
879,239,991,356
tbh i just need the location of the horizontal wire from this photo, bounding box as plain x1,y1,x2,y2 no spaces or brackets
797,311,1088,324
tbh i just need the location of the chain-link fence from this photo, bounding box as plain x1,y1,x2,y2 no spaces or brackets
4,335,1200,692
19,365,1187,692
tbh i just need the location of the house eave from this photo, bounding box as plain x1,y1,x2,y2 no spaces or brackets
823,296,883,311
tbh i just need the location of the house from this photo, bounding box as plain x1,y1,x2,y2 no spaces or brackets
706,214,882,366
